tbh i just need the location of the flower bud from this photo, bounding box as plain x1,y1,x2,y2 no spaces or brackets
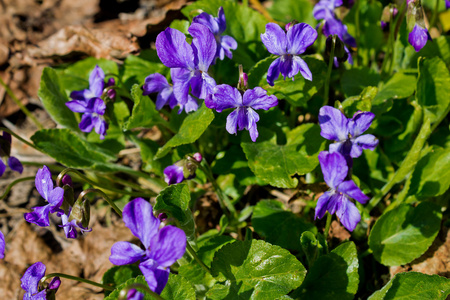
71,196,91,229
158,213,168,222
237,65,248,90
192,152,202,162
61,174,73,187
381,4,398,31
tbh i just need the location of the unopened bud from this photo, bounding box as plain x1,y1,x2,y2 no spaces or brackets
107,88,116,100
62,174,73,187
192,152,202,162
71,197,91,229
158,213,168,222
381,4,398,31
237,65,248,90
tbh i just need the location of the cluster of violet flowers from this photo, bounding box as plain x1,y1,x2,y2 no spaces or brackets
65,65,115,140
148,7,318,182
315,106,378,231
23,166,91,239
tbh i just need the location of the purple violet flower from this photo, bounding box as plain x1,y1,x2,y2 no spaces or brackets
315,151,369,231
192,7,238,61
142,71,198,114
0,230,5,259
66,97,108,140
313,0,343,20
156,23,217,105
24,166,64,227
109,198,186,294
66,65,109,139
408,24,432,52
164,165,185,185
0,132,23,177
261,23,318,86
318,106,378,159
60,212,92,239
446,0,450,9
205,85,278,141
21,262,61,300
127,289,144,300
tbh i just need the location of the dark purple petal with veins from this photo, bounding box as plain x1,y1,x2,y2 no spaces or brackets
155,88,175,110
35,166,53,200
314,191,333,220
8,156,23,174
242,87,278,110
109,241,146,265
94,117,108,140
217,6,227,34
286,23,317,55
21,262,46,295
88,65,105,98
261,23,287,56
0,230,5,259
318,106,349,141
247,108,260,142
205,84,240,112
350,134,378,157
192,11,220,35
24,205,52,227
123,198,160,249
149,225,186,268
220,35,237,59
156,28,195,69
293,56,313,81
70,89,90,101
189,23,217,72
408,24,431,52
139,264,170,294
226,109,239,135
66,100,88,113
142,73,170,95
266,57,282,86
48,187,64,212
338,180,369,204
79,114,95,133
336,198,361,231
349,111,375,136
172,68,192,106
318,151,348,189
190,72,216,100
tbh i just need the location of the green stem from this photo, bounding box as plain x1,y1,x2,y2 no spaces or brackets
118,283,165,300
77,188,122,218
0,176,35,200
387,2,406,75
354,0,361,67
323,212,332,240
380,11,396,75
323,35,336,106
0,78,44,130
199,161,236,218
430,0,440,28
41,273,115,291
56,168,155,197
367,117,431,212
186,242,212,275
0,127,41,152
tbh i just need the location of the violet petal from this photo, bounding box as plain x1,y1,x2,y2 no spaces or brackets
20,262,46,294
8,156,23,173
261,23,287,56
109,241,146,265
318,151,348,189
336,198,361,231
338,180,370,204
156,28,195,69
242,87,278,110
149,225,186,268
318,106,349,141
286,23,317,55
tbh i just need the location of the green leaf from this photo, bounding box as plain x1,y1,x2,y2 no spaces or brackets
341,67,380,97
262,57,327,107
267,0,315,25
102,265,142,297
416,57,450,123
179,236,235,286
105,274,195,300
291,242,359,300
154,184,195,241
242,124,326,188
182,0,269,69
368,272,450,300
31,129,141,174
368,202,442,266
38,68,79,130
125,84,168,130
155,103,214,159
209,239,306,299
341,86,377,117
252,200,317,252
122,51,167,88
402,146,450,200
160,273,196,300
130,136,170,177
170,19,190,34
